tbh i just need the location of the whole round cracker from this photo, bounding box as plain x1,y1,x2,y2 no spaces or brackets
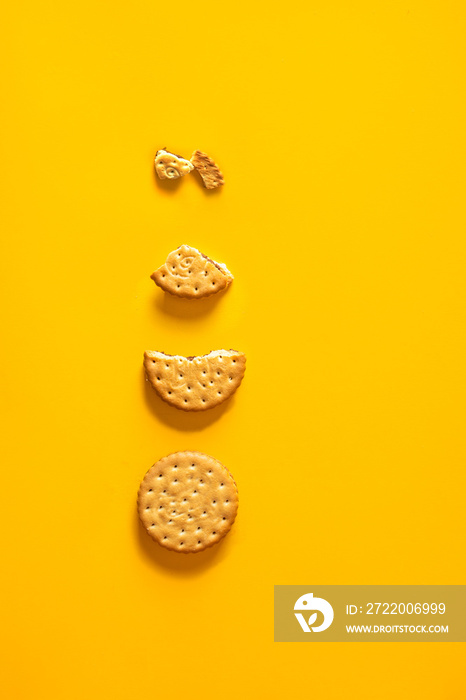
137,452,239,553
151,244,233,299
144,349,246,411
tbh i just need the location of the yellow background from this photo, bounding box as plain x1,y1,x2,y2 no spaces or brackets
1,1,465,697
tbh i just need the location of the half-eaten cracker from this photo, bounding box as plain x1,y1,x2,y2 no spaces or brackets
190,150,224,189
150,244,233,298
144,349,246,411
138,451,239,553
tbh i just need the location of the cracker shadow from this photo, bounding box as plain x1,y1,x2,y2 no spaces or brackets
152,284,229,320
135,509,232,574
143,368,234,431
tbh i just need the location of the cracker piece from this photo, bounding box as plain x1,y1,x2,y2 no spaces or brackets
154,149,194,180
190,150,224,189
150,244,233,298
137,451,239,553
144,349,246,411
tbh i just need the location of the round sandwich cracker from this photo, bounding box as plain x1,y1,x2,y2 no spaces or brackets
138,452,239,553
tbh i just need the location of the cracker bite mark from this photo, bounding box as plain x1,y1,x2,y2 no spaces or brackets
137,451,239,553
150,244,233,299
144,349,246,411
190,150,224,189
154,149,194,180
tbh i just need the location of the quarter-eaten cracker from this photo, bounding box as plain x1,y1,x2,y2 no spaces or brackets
154,149,194,180
144,349,246,411
138,451,239,553
151,244,233,298
190,150,224,189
